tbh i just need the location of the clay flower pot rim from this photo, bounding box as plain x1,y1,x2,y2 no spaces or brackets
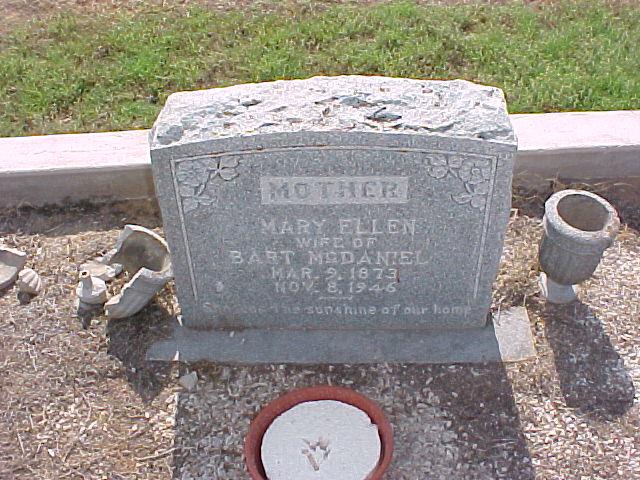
245,385,394,480
544,189,619,242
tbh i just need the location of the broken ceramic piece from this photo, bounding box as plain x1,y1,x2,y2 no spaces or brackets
0,246,27,290
105,267,172,318
538,189,620,304
108,225,170,274
17,268,43,295
104,225,172,319
96,248,124,274
79,260,121,282
76,271,108,305
97,248,117,263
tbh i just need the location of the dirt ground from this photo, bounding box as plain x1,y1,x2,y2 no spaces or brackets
0,184,638,479
1,0,359,35
1,0,611,36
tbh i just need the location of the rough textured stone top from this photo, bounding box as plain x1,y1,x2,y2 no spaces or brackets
150,76,516,148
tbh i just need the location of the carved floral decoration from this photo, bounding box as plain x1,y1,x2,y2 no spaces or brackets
176,156,239,214
426,154,492,209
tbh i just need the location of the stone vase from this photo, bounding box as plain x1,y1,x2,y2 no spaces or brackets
538,189,619,303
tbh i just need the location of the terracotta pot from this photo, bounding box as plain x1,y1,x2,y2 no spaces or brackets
245,385,393,480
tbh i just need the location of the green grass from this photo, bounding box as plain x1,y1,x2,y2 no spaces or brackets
1,0,639,137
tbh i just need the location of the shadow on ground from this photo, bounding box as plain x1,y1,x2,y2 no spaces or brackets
542,301,635,419
171,362,534,479
0,198,161,237
434,364,534,478
105,298,176,402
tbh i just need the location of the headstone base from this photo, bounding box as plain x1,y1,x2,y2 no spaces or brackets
147,307,535,364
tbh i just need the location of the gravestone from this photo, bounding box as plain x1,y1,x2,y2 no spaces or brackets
148,76,535,363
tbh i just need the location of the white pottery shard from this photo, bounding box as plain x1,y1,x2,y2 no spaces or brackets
79,260,120,282
76,271,108,305
0,246,27,289
105,267,172,318
96,248,124,275
97,248,117,263
17,268,43,295
104,225,172,319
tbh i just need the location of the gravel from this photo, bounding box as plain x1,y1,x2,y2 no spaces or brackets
0,184,639,479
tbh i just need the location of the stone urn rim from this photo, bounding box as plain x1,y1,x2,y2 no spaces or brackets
543,189,619,246
244,385,394,480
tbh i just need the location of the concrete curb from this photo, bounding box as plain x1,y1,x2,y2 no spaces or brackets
1,111,639,207
0,130,153,207
511,110,640,186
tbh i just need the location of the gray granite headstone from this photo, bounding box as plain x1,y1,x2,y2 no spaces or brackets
149,76,534,363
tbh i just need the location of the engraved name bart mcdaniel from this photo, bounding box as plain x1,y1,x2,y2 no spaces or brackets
228,217,426,265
